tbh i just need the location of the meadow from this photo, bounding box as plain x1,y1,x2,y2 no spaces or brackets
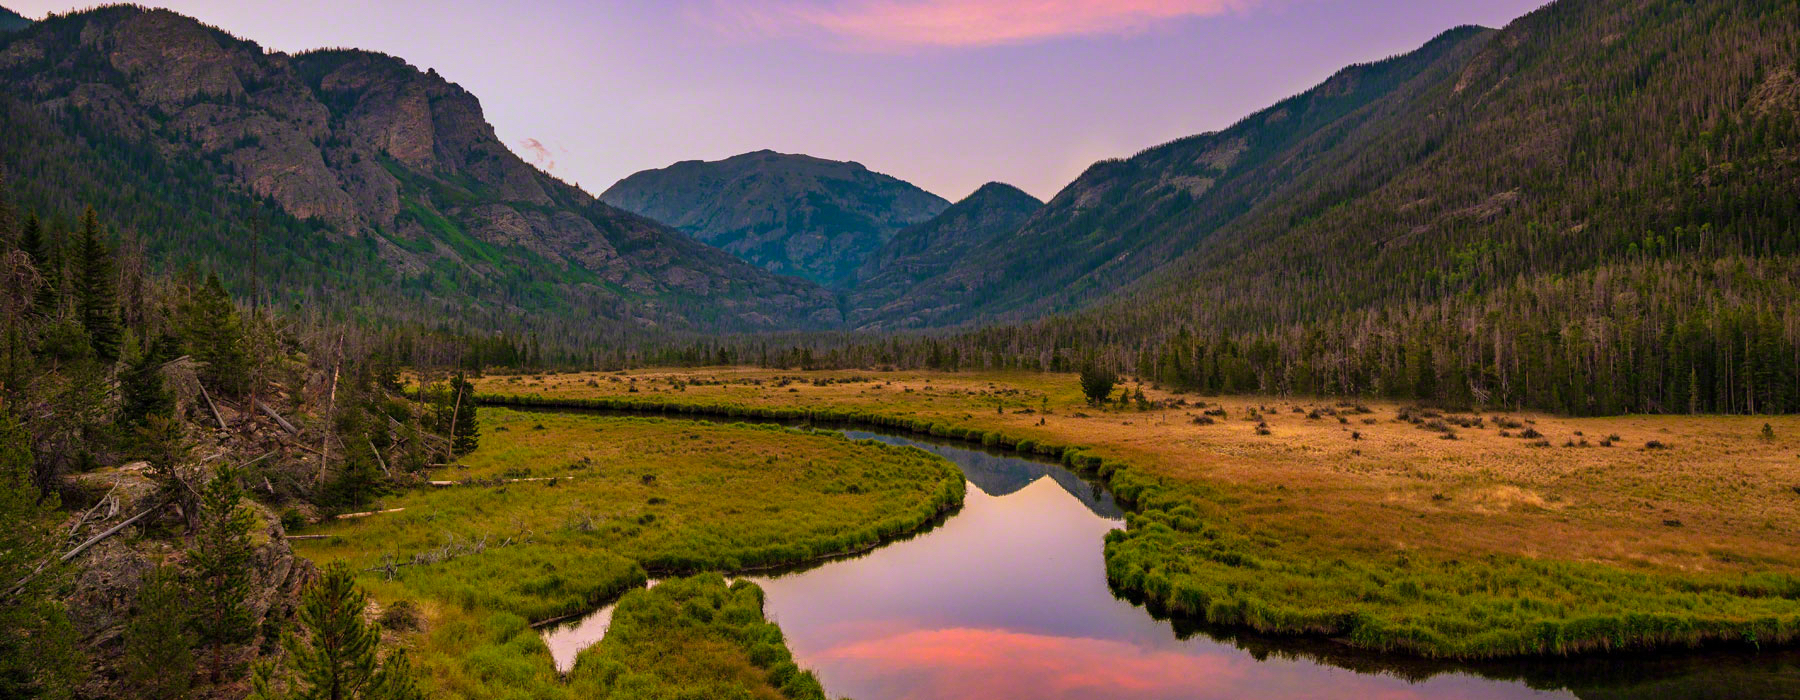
474,367,1800,658
566,575,827,700
293,409,963,698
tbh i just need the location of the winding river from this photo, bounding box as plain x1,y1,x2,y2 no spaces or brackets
542,420,1800,699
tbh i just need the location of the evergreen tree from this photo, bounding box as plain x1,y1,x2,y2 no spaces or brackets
321,453,388,512
0,409,83,699
191,465,256,684
286,563,418,700
23,215,63,317
181,273,250,396
119,334,175,433
122,566,196,700
138,415,198,528
1079,363,1116,406
0,172,17,244
71,208,120,363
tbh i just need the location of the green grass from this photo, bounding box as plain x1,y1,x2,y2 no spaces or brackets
295,409,963,698
567,575,825,700
1107,500,1800,658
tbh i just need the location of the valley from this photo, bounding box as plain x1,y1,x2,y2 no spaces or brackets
0,0,1797,698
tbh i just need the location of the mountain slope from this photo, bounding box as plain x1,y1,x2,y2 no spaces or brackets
0,6,838,334
600,150,949,288
849,182,1041,327
879,0,1799,416
0,6,28,33
871,25,1495,327
1105,0,1800,335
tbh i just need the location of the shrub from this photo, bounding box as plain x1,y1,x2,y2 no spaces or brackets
379,600,423,632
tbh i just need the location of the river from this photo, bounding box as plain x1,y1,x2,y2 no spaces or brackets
543,420,1800,699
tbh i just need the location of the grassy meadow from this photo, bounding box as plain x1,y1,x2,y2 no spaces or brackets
473,367,1800,658
567,575,828,700
293,409,963,698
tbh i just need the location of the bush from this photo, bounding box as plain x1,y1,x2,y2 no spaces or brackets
378,600,423,632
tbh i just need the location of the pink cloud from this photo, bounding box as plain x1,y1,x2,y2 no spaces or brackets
816,627,1249,698
708,0,1263,49
517,137,558,172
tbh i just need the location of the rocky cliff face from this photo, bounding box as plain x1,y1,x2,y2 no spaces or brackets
850,182,1040,328
600,150,949,288
0,6,839,331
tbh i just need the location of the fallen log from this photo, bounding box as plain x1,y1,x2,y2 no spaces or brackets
335,507,405,520
258,401,300,435
196,381,229,430
368,438,392,477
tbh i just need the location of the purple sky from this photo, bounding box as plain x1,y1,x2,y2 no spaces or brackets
11,0,1545,201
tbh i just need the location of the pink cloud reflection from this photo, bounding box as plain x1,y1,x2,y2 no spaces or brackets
817,627,1246,698
711,0,1263,49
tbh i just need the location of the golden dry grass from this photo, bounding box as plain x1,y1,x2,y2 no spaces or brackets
475,367,1800,576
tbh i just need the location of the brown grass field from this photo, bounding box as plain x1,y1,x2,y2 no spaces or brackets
474,367,1800,578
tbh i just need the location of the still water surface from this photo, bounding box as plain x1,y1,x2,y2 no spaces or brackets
545,423,1800,699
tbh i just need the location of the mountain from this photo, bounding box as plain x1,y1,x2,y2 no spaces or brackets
849,182,1041,328
600,150,950,288
0,6,29,33
856,0,1800,416
865,25,1495,328
0,6,839,335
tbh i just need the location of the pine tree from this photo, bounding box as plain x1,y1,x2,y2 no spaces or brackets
191,465,256,684
22,215,62,317
119,334,175,433
19,214,44,269
122,566,196,700
181,273,249,396
1079,363,1116,406
0,171,17,245
322,453,388,512
71,208,120,363
0,409,83,699
287,563,381,700
138,415,198,528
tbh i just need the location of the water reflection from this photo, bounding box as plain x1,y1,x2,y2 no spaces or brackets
745,438,1569,700
842,430,1123,519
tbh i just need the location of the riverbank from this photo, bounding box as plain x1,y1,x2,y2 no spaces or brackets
292,409,963,697
474,368,1800,658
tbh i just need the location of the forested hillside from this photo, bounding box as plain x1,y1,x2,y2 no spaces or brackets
0,6,840,339
0,165,458,696
849,182,1041,328
600,150,949,288
702,0,1800,416
0,6,27,32
864,25,1495,327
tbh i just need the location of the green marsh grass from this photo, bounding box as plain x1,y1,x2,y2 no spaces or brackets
567,574,826,700
295,409,963,698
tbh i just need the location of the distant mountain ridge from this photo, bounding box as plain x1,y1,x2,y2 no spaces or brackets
0,5,839,335
600,150,949,288
862,25,1495,328
850,182,1041,328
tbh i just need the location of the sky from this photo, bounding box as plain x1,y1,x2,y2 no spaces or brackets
10,0,1546,201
